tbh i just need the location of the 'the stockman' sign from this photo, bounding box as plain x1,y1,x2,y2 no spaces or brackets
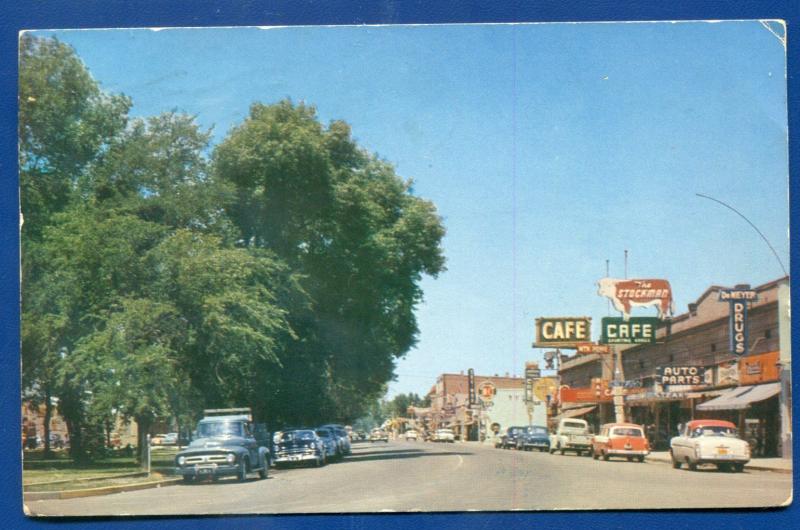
534,317,591,347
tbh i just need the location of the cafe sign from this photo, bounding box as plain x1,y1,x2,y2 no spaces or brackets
600,317,660,344
534,317,591,347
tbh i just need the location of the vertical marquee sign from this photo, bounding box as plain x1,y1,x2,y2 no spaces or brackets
524,362,541,403
468,368,476,405
720,288,758,355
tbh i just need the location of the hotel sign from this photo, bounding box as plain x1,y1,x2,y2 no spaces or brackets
600,317,660,344
534,317,591,347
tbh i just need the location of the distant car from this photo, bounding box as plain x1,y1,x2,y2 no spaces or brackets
670,420,750,472
274,430,326,467
591,423,650,462
315,428,340,461
434,428,455,443
405,430,418,441
370,429,389,442
519,425,550,452
320,424,352,455
49,433,65,449
150,434,166,446
162,433,179,446
496,426,527,449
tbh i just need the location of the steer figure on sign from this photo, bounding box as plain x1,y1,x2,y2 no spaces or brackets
597,278,674,321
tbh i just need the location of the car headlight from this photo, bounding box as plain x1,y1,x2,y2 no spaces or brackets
177,456,186,466
226,453,236,463
310,442,316,449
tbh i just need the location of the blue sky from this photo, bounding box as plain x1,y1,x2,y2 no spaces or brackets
36,21,789,398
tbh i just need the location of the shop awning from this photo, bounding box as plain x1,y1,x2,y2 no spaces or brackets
555,405,596,420
696,382,781,411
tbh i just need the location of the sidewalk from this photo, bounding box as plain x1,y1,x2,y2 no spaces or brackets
647,451,792,473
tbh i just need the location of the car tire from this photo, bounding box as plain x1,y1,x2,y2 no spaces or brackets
592,450,599,460
549,446,555,454
688,459,698,471
237,459,248,482
627,456,633,462
182,475,194,483
602,450,609,461
636,456,645,463
733,463,744,473
670,451,681,469
576,450,582,457
258,464,268,479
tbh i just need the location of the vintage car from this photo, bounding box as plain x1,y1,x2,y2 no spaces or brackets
433,428,455,443
496,426,528,449
321,424,352,455
519,425,550,452
274,429,327,467
370,428,389,442
670,419,750,472
405,429,419,441
591,423,650,462
175,408,270,482
549,418,592,456
315,428,340,462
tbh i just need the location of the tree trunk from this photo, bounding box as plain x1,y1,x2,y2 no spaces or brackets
136,416,151,465
43,387,52,458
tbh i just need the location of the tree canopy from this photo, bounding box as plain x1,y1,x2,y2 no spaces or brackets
20,35,445,460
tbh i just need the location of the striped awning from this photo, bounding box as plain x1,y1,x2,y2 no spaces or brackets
696,382,781,411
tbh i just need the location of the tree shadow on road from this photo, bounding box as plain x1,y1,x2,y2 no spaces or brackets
344,450,473,463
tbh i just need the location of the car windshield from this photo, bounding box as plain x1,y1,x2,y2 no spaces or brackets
691,425,737,438
315,429,332,438
563,421,587,430
612,427,644,437
528,426,548,435
439,429,453,434
197,421,243,438
509,427,524,434
281,431,315,442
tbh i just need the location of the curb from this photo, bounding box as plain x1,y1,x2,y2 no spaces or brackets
24,471,149,489
648,455,792,474
23,477,182,501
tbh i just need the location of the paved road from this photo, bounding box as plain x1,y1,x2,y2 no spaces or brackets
25,440,792,516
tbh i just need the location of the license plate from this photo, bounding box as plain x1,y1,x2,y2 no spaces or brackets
198,467,213,474
291,456,300,461
717,448,728,455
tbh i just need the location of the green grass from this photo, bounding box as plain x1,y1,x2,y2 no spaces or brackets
22,447,181,487
24,472,168,492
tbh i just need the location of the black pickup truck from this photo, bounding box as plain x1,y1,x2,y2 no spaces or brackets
174,408,270,482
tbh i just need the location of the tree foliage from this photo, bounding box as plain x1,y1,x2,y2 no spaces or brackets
20,37,445,460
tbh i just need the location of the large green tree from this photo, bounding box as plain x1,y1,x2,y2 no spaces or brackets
214,100,446,422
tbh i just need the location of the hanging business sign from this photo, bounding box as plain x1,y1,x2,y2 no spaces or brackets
656,366,711,387
468,368,476,405
600,317,660,344
478,381,496,403
575,342,611,355
534,317,591,347
720,288,758,355
597,278,674,320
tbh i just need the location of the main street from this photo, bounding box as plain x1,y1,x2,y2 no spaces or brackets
26,440,791,516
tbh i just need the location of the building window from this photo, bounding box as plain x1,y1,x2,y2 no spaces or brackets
711,343,716,352
668,354,674,363
765,329,772,339
639,360,645,370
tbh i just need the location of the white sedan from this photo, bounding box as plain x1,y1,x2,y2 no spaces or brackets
434,428,455,443
670,419,750,472
405,430,418,441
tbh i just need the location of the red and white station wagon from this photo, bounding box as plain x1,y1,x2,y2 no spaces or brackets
591,423,650,462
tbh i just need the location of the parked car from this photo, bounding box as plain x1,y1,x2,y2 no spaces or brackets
405,429,418,441
519,425,550,452
496,426,527,449
670,419,750,472
321,424,352,455
162,432,179,446
434,428,455,443
370,428,389,442
591,423,650,462
175,408,270,482
49,433,65,450
549,418,592,456
150,434,166,445
274,429,326,467
315,428,340,462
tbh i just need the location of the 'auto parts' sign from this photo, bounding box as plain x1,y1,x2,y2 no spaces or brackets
534,317,591,347
656,366,711,387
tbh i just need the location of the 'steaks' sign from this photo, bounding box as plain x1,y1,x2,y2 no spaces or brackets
534,317,591,347
600,317,660,344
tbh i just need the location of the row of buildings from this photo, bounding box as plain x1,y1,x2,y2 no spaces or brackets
408,277,791,458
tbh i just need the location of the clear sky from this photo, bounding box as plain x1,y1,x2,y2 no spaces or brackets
36,21,789,398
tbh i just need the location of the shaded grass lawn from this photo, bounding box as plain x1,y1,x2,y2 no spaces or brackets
23,447,180,487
